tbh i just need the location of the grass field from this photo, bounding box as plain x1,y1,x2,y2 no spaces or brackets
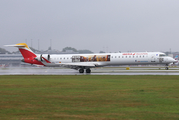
0,75,179,120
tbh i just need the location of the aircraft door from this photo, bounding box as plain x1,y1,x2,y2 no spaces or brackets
151,54,155,62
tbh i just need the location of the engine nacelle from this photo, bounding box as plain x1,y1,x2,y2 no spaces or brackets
35,54,42,61
35,54,50,61
42,54,50,61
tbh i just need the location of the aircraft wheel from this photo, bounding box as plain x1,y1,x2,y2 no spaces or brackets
165,67,169,70
86,69,91,73
79,69,84,73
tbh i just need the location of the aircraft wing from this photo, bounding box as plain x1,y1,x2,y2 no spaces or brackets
56,62,96,68
43,62,96,69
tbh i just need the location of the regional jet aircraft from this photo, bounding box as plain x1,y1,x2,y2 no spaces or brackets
5,43,177,73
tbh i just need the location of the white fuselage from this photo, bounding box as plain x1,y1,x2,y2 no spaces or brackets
40,52,176,68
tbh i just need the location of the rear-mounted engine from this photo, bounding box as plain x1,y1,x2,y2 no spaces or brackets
35,54,50,61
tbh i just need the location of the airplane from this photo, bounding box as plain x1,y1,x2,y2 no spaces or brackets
5,43,177,73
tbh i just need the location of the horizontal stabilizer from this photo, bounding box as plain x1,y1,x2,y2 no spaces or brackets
5,43,31,50
4,43,36,58
4,44,26,47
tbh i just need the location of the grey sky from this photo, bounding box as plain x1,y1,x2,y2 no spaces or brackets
1,0,179,53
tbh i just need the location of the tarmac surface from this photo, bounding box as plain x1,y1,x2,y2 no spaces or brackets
0,67,179,75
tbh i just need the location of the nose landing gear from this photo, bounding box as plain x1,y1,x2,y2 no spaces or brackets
165,64,169,70
165,67,169,70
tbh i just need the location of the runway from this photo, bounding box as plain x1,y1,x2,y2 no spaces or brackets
0,67,179,75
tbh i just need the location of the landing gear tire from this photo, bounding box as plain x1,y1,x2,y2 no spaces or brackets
165,67,169,70
79,69,84,73
86,69,91,73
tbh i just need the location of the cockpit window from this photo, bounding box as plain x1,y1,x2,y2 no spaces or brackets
159,54,166,57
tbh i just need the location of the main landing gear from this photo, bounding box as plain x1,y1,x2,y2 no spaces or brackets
86,69,91,73
79,69,84,73
79,68,91,73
